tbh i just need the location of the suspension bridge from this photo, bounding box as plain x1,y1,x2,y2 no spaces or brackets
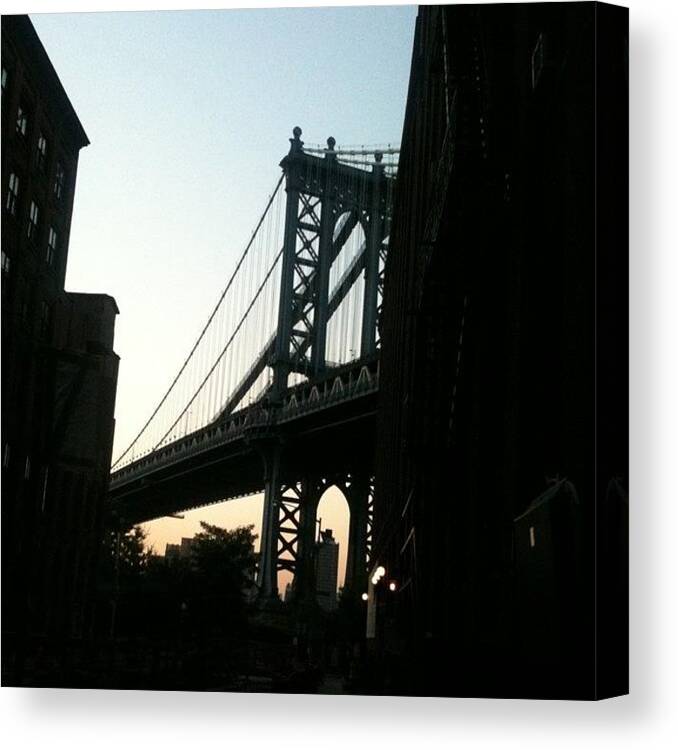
109,128,397,599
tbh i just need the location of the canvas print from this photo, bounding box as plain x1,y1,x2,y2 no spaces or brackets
1,2,628,699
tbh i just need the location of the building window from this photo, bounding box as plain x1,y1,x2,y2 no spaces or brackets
36,133,48,172
16,104,28,136
3,444,10,470
5,172,19,215
1,67,7,96
46,227,58,266
531,33,544,90
1,251,10,294
27,200,39,241
54,162,65,200
529,526,536,548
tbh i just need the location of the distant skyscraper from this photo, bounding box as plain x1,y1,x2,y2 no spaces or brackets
315,528,339,611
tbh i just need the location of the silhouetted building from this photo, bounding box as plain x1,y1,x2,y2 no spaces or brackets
1,15,119,673
164,537,194,562
372,3,628,699
315,528,339,611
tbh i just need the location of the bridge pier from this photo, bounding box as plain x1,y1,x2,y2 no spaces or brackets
257,461,374,605
256,443,282,600
256,441,324,603
289,478,322,604
344,474,373,595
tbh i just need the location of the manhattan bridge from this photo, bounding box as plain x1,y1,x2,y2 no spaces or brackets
109,128,398,601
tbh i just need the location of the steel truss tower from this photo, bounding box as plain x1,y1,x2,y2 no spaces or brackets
257,128,390,601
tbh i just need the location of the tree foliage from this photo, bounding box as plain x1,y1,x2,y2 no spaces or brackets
191,522,257,589
97,522,258,639
99,525,150,588
185,523,258,633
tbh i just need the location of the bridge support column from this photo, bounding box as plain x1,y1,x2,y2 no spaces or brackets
257,459,323,604
361,155,386,357
291,478,322,603
310,140,338,375
344,474,373,595
272,128,303,399
257,443,282,600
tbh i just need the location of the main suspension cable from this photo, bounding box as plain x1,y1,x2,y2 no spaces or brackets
112,174,284,469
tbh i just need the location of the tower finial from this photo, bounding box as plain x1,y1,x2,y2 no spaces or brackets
290,126,304,154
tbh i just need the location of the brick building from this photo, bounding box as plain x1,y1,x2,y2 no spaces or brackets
2,15,119,677
371,3,628,699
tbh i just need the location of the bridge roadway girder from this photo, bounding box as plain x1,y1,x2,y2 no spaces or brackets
108,363,378,530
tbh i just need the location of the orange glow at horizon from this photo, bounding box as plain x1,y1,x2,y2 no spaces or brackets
141,485,351,590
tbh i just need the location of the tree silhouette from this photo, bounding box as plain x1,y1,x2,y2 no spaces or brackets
95,526,150,636
185,523,258,635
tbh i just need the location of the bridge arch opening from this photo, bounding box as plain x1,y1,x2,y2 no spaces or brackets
315,483,350,605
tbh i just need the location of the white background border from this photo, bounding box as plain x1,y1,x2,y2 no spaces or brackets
2,1,677,748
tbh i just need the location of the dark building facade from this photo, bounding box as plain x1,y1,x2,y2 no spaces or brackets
2,15,119,677
371,3,628,699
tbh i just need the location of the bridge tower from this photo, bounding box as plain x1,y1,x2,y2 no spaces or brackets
257,128,391,601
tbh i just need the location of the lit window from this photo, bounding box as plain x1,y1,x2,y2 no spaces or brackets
1,67,7,95
529,526,536,548
27,200,39,241
46,227,58,266
16,104,28,136
54,162,65,200
5,172,19,215
37,133,48,171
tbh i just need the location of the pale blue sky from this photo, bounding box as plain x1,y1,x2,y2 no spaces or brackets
31,5,415,454
29,5,416,575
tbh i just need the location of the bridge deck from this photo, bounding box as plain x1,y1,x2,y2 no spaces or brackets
109,358,379,526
